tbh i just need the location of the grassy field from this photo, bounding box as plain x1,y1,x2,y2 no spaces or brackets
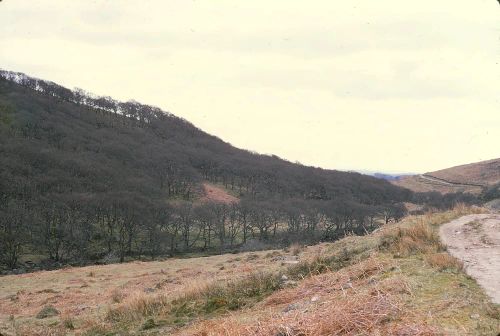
1,205,499,335
0,247,306,335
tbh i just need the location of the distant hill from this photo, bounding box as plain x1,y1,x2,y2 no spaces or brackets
348,170,414,181
372,173,412,181
393,158,500,195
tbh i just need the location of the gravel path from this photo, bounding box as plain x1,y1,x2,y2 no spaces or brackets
439,214,500,304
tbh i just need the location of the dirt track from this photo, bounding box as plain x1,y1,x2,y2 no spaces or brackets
439,214,500,304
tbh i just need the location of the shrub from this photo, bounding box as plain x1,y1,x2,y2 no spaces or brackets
36,305,59,319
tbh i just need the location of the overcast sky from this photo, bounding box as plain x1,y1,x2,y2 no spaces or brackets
1,0,499,173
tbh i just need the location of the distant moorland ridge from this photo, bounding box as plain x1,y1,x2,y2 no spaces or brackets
393,158,500,195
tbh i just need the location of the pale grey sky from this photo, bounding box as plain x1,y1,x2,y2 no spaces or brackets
1,0,499,173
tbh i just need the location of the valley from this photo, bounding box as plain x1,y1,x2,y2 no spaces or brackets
1,1,499,335
0,72,498,335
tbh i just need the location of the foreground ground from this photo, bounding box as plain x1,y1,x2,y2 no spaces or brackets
1,206,499,335
440,213,500,304
0,247,306,335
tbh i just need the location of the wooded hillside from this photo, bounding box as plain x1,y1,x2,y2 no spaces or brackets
0,71,475,271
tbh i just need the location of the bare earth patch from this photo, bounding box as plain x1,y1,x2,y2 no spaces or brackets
199,182,239,204
439,213,500,304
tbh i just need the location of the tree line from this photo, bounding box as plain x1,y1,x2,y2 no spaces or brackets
0,193,409,269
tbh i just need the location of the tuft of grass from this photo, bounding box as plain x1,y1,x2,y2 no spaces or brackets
108,292,169,322
62,316,75,330
110,288,125,303
380,221,443,256
289,242,302,256
425,252,463,272
141,318,157,330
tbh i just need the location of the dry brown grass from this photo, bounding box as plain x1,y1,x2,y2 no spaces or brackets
186,256,440,336
0,247,305,334
265,256,388,307
108,291,170,322
3,205,496,335
110,288,126,303
379,204,485,258
191,293,399,336
381,221,442,256
429,158,500,186
392,157,500,195
288,243,302,256
425,253,463,271
392,175,483,194
179,206,499,336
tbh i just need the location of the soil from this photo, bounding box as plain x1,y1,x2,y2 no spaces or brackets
200,182,239,204
439,214,500,304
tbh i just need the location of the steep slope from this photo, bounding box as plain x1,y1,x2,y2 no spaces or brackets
0,70,408,205
393,158,500,195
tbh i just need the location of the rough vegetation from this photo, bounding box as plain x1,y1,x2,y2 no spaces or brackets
3,205,497,335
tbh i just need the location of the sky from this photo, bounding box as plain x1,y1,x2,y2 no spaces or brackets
0,0,499,174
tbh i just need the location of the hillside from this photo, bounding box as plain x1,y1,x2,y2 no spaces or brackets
0,70,415,270
393,158,500,195
1,206,498,335
430,158,500,186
